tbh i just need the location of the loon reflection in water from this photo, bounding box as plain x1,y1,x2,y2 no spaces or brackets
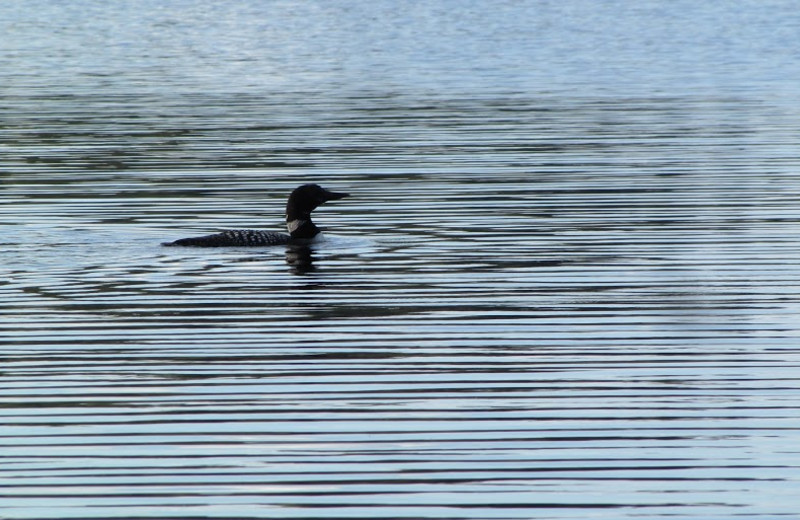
162,184,349,247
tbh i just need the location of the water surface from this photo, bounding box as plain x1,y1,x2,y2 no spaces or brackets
3,1,800,519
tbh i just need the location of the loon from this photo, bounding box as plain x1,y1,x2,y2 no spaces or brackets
162,183,349,247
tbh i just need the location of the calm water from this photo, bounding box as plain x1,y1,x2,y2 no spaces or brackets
3,1,800,519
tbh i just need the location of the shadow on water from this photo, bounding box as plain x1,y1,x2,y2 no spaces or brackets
285,244,316,275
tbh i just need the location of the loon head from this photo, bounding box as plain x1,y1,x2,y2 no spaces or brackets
285,184,349,238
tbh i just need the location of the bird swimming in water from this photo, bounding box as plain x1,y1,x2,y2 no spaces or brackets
161,183,349,247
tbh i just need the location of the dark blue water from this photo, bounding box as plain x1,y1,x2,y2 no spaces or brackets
3,1,800,519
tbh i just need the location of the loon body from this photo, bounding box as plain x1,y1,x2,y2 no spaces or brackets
162,184,349,247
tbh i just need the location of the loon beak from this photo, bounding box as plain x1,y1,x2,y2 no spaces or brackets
323,189,349,201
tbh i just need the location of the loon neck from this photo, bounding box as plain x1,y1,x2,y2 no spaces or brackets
286,215,320,239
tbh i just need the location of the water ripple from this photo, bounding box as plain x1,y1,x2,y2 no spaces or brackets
4,1,800,519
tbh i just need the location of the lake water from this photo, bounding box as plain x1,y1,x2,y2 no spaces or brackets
3,1,800,519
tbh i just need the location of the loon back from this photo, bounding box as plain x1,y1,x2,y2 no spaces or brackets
162,184,349,247
164,229,291,247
